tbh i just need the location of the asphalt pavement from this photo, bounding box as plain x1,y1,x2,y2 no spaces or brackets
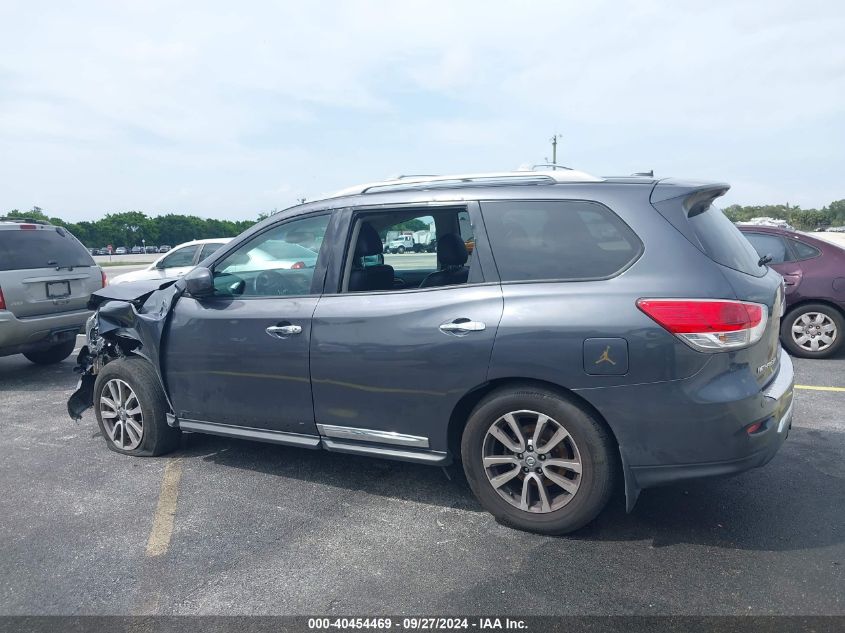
0,343,842,616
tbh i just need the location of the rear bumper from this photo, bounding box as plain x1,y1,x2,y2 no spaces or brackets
0,308,91,357
577,347,795,508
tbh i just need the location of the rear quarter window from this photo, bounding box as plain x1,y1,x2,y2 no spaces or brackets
480,200,642,282
0,227,94,271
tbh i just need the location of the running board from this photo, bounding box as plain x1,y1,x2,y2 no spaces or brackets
321,438,449,465
178,419,321,449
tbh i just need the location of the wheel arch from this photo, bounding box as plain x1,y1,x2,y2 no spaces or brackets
784,297,845,320
446,377,637,510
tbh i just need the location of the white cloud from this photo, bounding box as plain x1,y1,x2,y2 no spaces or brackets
0,0,843,219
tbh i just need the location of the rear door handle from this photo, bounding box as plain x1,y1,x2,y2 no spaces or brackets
266,324,302,338
439,319,486,335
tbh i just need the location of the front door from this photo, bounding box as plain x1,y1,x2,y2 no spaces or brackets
163,213,332,435
310,204,503,453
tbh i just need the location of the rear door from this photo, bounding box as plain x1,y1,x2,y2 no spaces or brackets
309,203,503,454
0,224,102,318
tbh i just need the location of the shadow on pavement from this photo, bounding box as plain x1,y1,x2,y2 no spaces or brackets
176,425,844,553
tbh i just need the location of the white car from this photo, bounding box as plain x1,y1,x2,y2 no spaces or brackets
110,238,232,284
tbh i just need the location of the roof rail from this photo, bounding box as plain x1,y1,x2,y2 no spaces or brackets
0,216,52,225
330,168,603,198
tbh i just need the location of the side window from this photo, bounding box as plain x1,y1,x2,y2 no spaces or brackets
792,240,821,260
160,245,199,268
743,233,792,264
213,214,330,297
344,208,476,292
199,242,224,260
481,200,642,282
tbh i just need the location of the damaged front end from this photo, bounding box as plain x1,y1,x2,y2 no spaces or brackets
67,279,183,421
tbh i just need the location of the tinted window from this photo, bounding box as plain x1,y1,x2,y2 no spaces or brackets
792,240,821,260
199,242,224,260
160,245,199,268
743,232,792,264
214,214,329,297
481,200,642,282
688,206,763,276
0,227,94,271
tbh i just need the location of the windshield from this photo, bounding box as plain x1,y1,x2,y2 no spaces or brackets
0,227,95,271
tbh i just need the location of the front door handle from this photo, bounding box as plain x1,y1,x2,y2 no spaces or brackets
266,324,302,338
439,319,486,335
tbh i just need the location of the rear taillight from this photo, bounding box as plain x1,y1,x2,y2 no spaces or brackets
19,224,37,230
0,286,5,310
291,261,306,270
101,269,108,287
637,299,768,351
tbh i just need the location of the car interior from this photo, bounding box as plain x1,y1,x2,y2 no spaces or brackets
343,208,476,293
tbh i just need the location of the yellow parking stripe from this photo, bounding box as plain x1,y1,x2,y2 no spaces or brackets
795,384,845,392
145,458,183,557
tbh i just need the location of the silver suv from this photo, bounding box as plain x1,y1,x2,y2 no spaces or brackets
0,218,104,364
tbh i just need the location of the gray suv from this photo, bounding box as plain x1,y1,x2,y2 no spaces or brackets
1,219,104,364
67,169,794,534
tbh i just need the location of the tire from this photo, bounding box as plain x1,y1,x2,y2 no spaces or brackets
397,246,405,254
23,338,76,365
781,303,844,359
93,356,180,456
461,385,617,535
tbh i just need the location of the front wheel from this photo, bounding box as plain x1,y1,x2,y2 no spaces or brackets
781,303,844,359
397,246,405,254
461,385,617,535
93,357,180,456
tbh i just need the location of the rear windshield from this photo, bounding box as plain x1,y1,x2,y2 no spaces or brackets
688,205,763,277
0,227,95,271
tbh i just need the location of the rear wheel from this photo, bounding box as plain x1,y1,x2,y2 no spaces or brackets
93,357,180,456
781,303,844,359
23,338,76,365
461,385,617,535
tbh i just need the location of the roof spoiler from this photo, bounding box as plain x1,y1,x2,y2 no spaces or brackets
649,179,731,247
650,179,730,216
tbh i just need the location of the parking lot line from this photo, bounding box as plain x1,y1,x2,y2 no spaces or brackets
145,458,183,557
794,384,845,392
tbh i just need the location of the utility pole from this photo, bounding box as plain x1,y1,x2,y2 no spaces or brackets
550,134,562,169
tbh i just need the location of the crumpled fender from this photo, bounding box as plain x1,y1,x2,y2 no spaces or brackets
66,279,184,420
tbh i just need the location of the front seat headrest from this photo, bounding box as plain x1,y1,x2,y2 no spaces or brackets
355,222,384,258
437,233,468,267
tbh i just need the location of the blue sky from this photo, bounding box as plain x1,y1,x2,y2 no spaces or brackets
1,0,843,221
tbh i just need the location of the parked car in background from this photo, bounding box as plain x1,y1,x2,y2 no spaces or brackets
0,218,105,364
386,234,415,253
130,246,143,254
158,245,171,253
68,170,793,535
739,225,845,358
115,247,127,255
145,245,158,254
109,238,232,284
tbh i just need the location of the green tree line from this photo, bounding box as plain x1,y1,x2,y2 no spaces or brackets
723,199,845,231
3,207,265,249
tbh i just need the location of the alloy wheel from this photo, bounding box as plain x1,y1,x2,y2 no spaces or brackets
99,378,144,450
791,312,837,353
482,409,582,513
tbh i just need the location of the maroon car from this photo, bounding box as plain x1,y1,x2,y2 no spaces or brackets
739,225,845,358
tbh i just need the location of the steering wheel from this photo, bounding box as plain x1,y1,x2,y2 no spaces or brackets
253,269,311,296
254,270,288,295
